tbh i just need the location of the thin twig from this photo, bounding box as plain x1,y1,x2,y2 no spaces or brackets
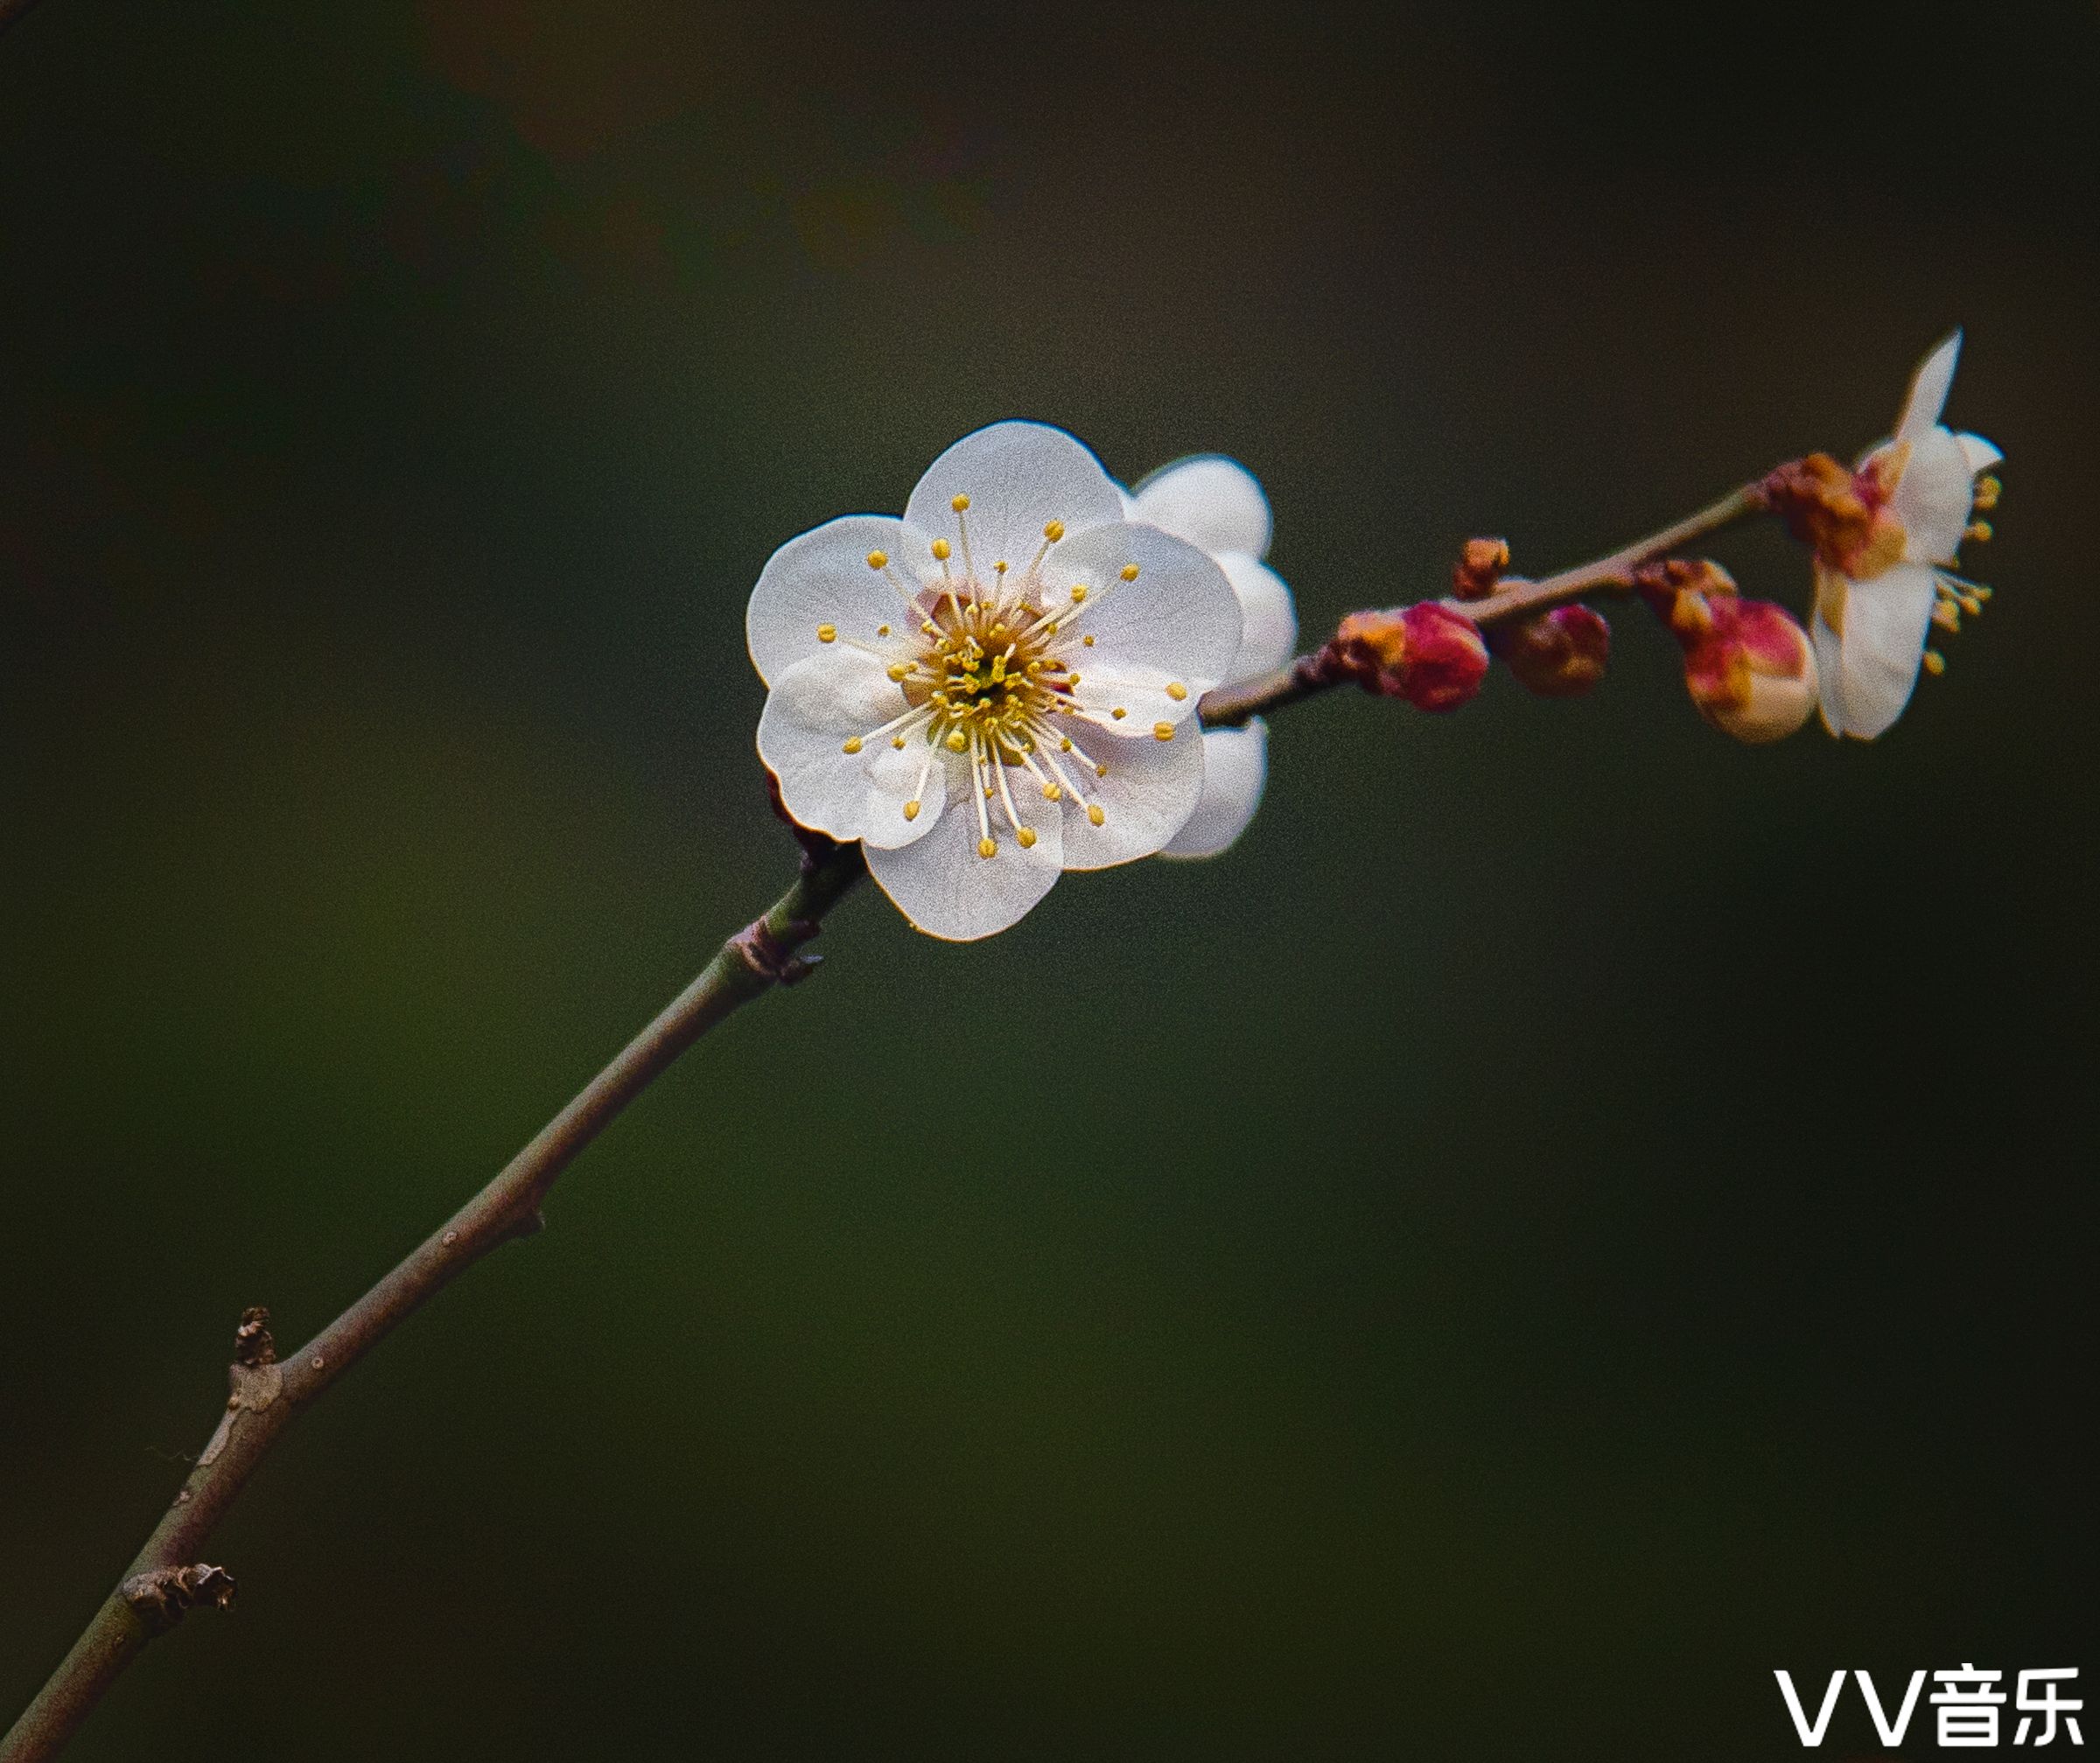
0,840,865,1763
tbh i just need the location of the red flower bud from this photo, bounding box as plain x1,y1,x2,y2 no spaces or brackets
1490,604,1610,698
1330,603,1489,713
1451,537,1510,600
1676,596,1819,744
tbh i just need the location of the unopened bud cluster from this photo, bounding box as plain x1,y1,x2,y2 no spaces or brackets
1322,602,1491,712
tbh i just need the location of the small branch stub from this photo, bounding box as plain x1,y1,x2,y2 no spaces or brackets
232,1306,276,1368
119,1566,236,1636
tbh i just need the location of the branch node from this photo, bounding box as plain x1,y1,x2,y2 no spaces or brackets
732,914,822,986
121,1564,236,1635
233,1306,276,1368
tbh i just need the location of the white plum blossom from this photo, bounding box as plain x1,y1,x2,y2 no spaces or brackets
1124,455,1298,857
1807,332,2004,739
748,422,1243,941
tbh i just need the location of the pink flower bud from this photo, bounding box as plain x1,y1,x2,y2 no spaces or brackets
1490,604,1610,698
1330,603,1489,713
1678,598,1820,745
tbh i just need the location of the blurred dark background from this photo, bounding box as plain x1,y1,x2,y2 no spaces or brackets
4,2,2096,1757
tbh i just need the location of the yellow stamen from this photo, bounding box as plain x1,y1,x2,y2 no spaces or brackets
816,624,837,643
946,730,968,752
1087,804,1104,826
842,737,863,753
977,836,997,859
1017,828,1037,849
1119,563,1140,582
866,549,889,570
903,800,921,821
1110,707,1127,720
1166,682,1188,701
1042,783,1060,801
877,624,890,637
1082,634,1095,647
1922,649,1947,676
1043,520,1065,542
1069,584,1088,603
1152,722,1174,741
887,662,914,682
1974,476,2001,511
1965,521,1993,543
931,538,951,561
951,493,971,513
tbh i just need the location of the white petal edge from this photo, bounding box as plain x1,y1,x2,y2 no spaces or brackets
757,648,922,843
1058,711,1207,870
1042,521,1242,710
747,515,925,688
1830,562,1938,739
1217,554,1297,682
1130,455,1273,560
1894,331,1962,446
1159,721,1269,859
905,422,1125,582
1956,431,2004,474
864,770,1065,941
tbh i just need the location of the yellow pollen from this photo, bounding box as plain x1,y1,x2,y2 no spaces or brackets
1166,682,1188,701
816,624,836,643
977,836,997,859
1087,804,1104,826
842,737,863,753
903,800,921,821
1966,520,1993,543
878,624,890,636
931,538,951,560
946,730,968,752
1922,649,1947,676
1082,634,1095,647
1152,722,1174,740
866,549,888,570
892,736,906,748
1119,563,1140,582
1111,707,1127,720
1069,584,1088,603
887,662,914,682
952,493,971,513
1043,520,1065,542
1017,828,1037,849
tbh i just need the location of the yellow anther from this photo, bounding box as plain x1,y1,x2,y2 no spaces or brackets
1166,682,1188,701
1017,828,1037,850
842,737,863,753
952,493,971,513
892,736,906,749
977,836,997,858
1974,476,2001,510
1152,722,1174,741
903,799,921,822
1042,783,1060,801
931,538,951,560
1094,763,1108,777
1119,563,1140,582
1069,584,1088,603
877,624,890,637
866,549,888,570
1087,804,1105,826
1965,520,1993,543
1922,648,1947,676
1043,520,1065,542
887,662,914,682
994,561,1008,575
1111,707,1127,720
946,730,968,752
1082,634,1095,647
816,624,837,643
1059,738,1073,752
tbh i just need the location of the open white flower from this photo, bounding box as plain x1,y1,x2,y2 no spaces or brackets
748,422,1242,940
1808,332,2004,739
1124,455,1298,857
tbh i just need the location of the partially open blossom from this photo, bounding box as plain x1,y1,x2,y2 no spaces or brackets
1329,602,1489,713
1124,454,1297,859
747,422,1242,941
1490,604,1611,698
1642,560,1818,745
1760,332,2003,739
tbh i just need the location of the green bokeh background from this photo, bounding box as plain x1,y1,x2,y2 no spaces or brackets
4,2,2096,1756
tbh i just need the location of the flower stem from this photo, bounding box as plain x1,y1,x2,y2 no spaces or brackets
1196,483,1763,730
0,841,865,1763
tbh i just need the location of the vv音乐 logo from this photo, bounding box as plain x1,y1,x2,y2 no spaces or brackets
1776,1667,2083,1748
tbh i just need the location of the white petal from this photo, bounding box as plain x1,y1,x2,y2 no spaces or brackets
1890,427,1976,567
757,649,915,841
1058,711,1207,870
1159,721,1269,859
1217,553,1298,681
1956,431,2004,474
1894,331,1962,445
1042,521,1242,719
746,515,925,688
1810,608,1847,738
859,738,948,851
864,767,1064,941
1130,455,1273,559
1832,562,1937,739
905,422,1125,578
